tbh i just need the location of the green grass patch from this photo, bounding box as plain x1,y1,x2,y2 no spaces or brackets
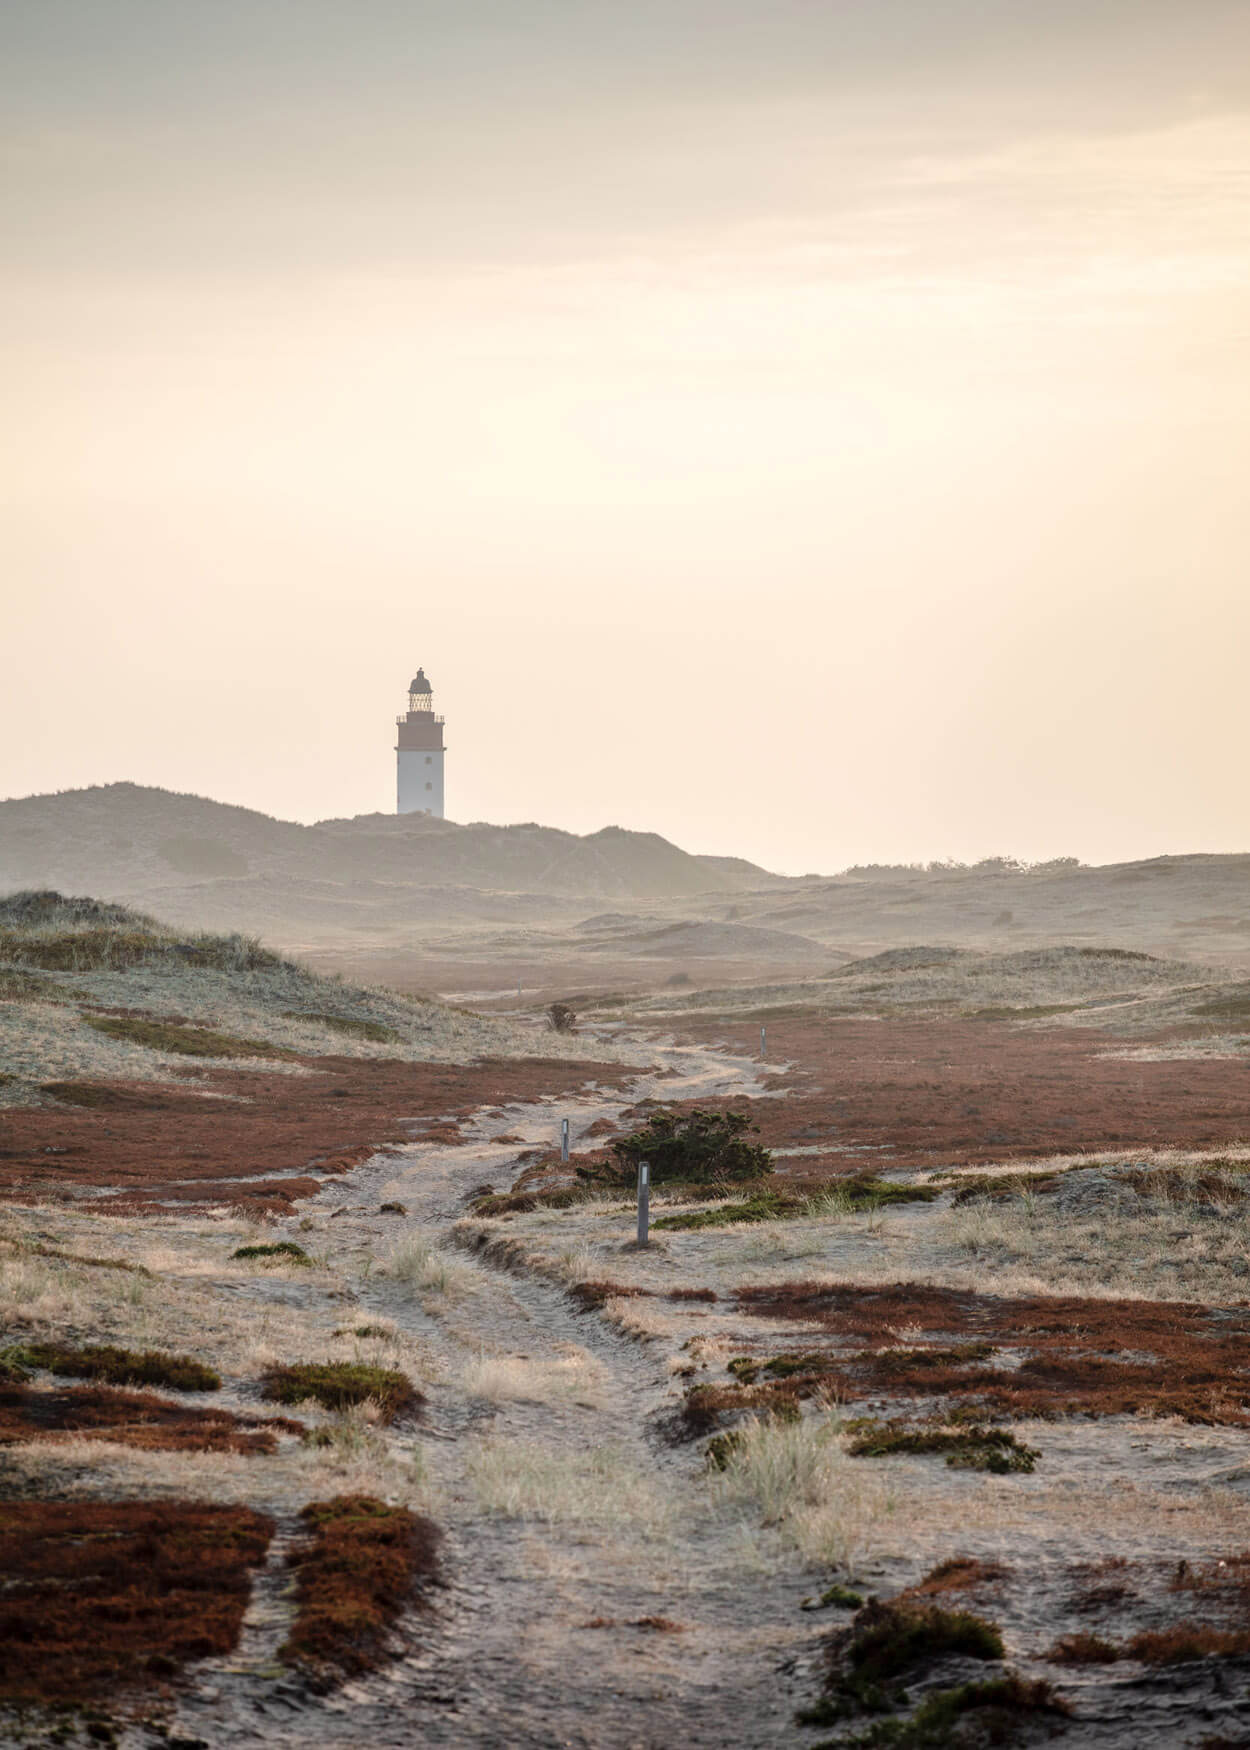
260,1362,421,1422
654,1176,934,1231
726,1351,827,1384
654,1192,796,1231
9,1341,220,1392
282,1011,401,1044
846,1420,1039,1474
232,1241,312,1266
84,1014,291,1059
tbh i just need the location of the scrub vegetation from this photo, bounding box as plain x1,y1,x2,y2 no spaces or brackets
261,1361,423,1422
0,1383,302,1454
0,1501,274,1706
282,1495,441,1679
6,1339,221,1392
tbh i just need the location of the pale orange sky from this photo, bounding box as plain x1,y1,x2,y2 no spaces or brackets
4,2,1250,873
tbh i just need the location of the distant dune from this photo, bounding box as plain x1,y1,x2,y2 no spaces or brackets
3,783,1250,978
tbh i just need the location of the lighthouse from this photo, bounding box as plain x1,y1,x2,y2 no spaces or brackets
395,668,446,817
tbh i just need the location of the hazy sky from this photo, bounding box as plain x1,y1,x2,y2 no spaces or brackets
5,2,1250,873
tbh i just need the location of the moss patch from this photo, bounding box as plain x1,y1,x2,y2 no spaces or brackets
261,1361,422,1421
654,1176,935,1231
0,1500,274,1705
281,1495,441,1678
654,1192,795,1231
847,1421,1039,1474
10,1340,220,1392
283,1011,401,1044
232,1240,312,1265
84,1013,292,1059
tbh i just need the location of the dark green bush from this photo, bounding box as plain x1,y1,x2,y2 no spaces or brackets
609,1108,772,1185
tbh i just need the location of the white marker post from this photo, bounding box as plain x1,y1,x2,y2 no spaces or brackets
760,1024,766,1058
637,1160,650,1247
560,1117,570,1163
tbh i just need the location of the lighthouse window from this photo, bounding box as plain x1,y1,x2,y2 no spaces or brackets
425,782,432,791
425,756,431,764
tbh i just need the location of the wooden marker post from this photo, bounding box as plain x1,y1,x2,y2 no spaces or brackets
637,1160,650,1247
560,1117,570,1163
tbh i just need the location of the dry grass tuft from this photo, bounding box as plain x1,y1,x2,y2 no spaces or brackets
708,1412,894,1574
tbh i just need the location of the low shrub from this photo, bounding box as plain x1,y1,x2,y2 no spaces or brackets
281,1495,441,1678
1045,1632,1122,1664
261,1362,421,1422
845,1674,1069,1745
11,1341,220,1392
799,1597,1005,1725
610,1108,772,1185
846,1421,1039,1475
233,1241,312,1265
802,1583,865,1612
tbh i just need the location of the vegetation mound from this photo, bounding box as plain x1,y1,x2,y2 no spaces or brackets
10,1340,221,1392
846,1421,1039,1474
800,1596,1005,1723
282,1495,441,1678
608,1107,772,1185
233,1240,312,1265
0,891,280,973
261,1361,422,1422
0,1384,301,1454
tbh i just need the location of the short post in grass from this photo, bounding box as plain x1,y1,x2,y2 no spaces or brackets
637,1160,650,1246
561,1117,570,1163
760,1023,766,1058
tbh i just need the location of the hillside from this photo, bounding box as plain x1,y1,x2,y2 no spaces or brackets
4,784,1250,983
0,784,788,938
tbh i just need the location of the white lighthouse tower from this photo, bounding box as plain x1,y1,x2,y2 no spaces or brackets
395,668,446,817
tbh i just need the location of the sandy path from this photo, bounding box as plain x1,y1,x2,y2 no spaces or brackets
164,1036,823,1749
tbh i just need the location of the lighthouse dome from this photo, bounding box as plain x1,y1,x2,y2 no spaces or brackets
408,669,432,694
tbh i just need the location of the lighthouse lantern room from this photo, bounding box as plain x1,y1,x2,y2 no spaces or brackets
395,668,446,817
